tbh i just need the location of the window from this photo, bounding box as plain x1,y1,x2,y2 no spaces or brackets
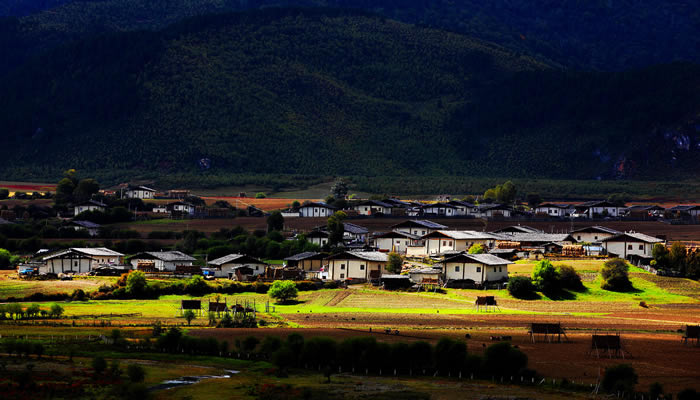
360,264,365,270
340,273,345,279
499,267,502,272
639,245,643,250
455,266,460,272
628,244,633,250
448,241,453,246
74,261,78,267
577,235,581,240
443,241,447,246
493,267,497,272
422,230,426,235
340,264,345,270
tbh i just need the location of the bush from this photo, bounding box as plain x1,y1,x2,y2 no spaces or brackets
531,260,560,293
557,264,584,291
126,271,148,296
601,258,633,292
467,244,485,254
268,280,298,304
92,356,107,375
483,342,528,377
127,364,146,383
507,276,536,299
601,364,637,394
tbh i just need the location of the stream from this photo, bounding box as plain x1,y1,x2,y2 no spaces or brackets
150,370,240,391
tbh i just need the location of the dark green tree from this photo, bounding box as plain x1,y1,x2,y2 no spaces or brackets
267,211,284,232
327,211,346,246
386,252,403,274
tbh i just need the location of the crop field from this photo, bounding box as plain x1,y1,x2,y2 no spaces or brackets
0,271,116,299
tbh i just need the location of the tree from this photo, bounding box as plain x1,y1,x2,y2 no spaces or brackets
531,260,560,293
73,178,100,203
607,193,628,207
127,364,146,383
291,200,301,210
267,211,284,232
126,271,147,295
268,280,298,304
386,252,403,274
183,310,196,326
557,264,584,291
0,189,8,200
483,342,528,376
0,248,13,268
508,276,536,299
92,356,107,375
255,192,266,199
327,211,346,245
669,242,687,274
483,181,517,204
468,244,485,254
526,193,542,208
331,179,348,200
602,364,638,394
601,258,633,292
55,177,76,205
652,243,669,269
649,382,664,400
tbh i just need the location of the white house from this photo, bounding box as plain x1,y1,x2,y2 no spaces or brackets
422,230,499,256
169,201,196,216
42,247,124,274
570,226,621,243
129,251,196,271
534,203,575,217
68,220,101,237
491,225,542,234
601,232,664,259
206,254,267,279
476,204,513,218
574,200,626,218
326,251,388,281
390,220,447,237
299,202,336,217
342,222,369,243
372,231,421,253
421,202,459,217
668,205,700,218
442,253,511,284
284,252,326,272
352,200,393,216
447,200,477,216
305,230,330,247
74,199,107,216
124,185,156,199
152,204,169,214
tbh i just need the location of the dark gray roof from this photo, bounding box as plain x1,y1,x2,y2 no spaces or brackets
478,203,512,211
354,200,393,208
300,201,337,209
127,185,156,192
284,252,323,261
491,225,542,234
448,200,476,207
133,251,196,262
71,220,101,229
669,205,700,211
494,232,575,243
536,203,573,209
421,202,459,209
374,231,421,240
326,251,388,262
601,232,663,243
208,253,264,266
570,226,621,235
382,198,411,207
77,199,107,207
576,200,619,208
443,253,513,266
627,204,665,211
343,222,369,234
390,220,448,229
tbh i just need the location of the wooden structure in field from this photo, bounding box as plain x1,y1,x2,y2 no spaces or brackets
208,300,228,316
419,277,441,292
562,245,584,257
474,296,499,312
682,325,700,346
589,332,630,358
528,323,568,343
180,299,202,316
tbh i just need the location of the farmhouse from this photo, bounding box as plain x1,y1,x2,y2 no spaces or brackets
152,204,168,214
476,204,513,218
534,203,574,217
668,205,700,218
408,267,442,284
284,252,326,271
601,232,664,259
372,230,421,253
305,230,330,247
73,199,107,216
168,201,196,216
206,253,267,279
390,220,447,236
42,247,124,274
124,185,156,199
626,204,665,219
353,200,394,216
574,200,626,218
442,253,512,284
570,226,621,243
422,230,499,256
447,200,477,216
299,201,336,217
493,232,576,251
421,202,459,217
342,222,369,242
68,220,101,237
491,225,542,234
129,251,196,271
326,251,388,281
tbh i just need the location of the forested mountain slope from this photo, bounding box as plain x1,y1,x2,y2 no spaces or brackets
1,9,699,185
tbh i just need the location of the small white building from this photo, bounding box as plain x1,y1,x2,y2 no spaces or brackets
68,220,101,237
421,203,459,217
206,254,267,279
305,230,330,247
447,200,477,216
534,203,575,217
74,200,107,216
42,247,124,274
152,204,169,214
169,201,196,216
352,200,393,216
570,226,621,243
442,253,512,284
124,185,156,199
601,232,664,259
326,251,388,281
372,231,421,253
299,202,336,218
284,252,326,272
129,251,196,271
476,204,513,218
390,220,447,237
575,200,626,218
421,230,499,256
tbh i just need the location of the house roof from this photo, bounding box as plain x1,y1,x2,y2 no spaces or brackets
477,203,512,211
491,225,542,234
448,200,476,207
494,232,575,243
132,251,196,262
284,252,325,261
443,253,513,266
343,222,369,234
424,230,499,240
326,251,388,262
382,198,411,207
489,248,518,254
576,200,619,208
208,253,264,266
44,247,124,260
390,220,448,230
627,204,665,211
570,226,621,235
409,268,442,274
421,202,459,209
305,230,330,238
71,220,101,229
354,200,394,208
76,199,107,208
601,232,664,243
127,185,156,192
300,201,336,210
668,205,700,211
374,231,421,240
536,203,573,209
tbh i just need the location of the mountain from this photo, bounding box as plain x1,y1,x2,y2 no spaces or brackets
1,8,699,187
4,0,700,71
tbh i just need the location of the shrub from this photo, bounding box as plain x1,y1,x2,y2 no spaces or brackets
483,342,528,377
532,260,560,293
601,258,633,292
126,271,148,296
92,356,107,375
71,289,86,301
507,276,536,299
268,280,298,304
557,264,584,291
183,310,196,326
127,364,146,383
323,281,339,289
468,244,485,254
602,364,637,394
387,252,403,274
